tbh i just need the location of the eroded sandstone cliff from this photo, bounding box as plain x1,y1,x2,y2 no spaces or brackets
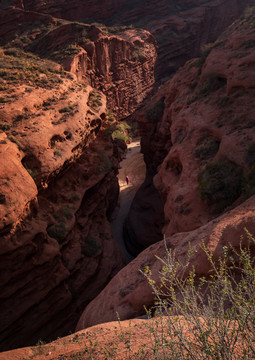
0,7,157,351
0,7,156,119
0,47,122,350
124,6,255,254
10,0,255,81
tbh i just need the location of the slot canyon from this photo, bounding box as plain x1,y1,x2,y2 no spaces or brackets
0,0,255,358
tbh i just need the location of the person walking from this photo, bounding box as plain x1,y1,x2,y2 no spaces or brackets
125,175,129,185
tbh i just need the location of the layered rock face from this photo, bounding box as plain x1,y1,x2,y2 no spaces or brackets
124,6,255,254
0,7,156,351
55,27,156,119
0,7,156,119
10,0,255,81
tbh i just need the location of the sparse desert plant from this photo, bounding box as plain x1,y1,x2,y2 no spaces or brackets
194,137,220,160
0,124,10,131
54,150,62,158
107,110,116,122
111,121,132,143
59,105,74,114
42,97,56,107
133,46,145,61
140,232,255,359
84,236,101,257
242,166,255,198
198,158,242,213
87,91,103,112
47,221,67,243
79,233,255,359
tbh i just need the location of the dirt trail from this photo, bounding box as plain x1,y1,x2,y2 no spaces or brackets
111,139,146,262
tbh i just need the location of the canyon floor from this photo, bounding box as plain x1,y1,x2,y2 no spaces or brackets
111,139,146,262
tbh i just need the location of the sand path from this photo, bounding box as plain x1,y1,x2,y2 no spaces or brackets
111,139,146,262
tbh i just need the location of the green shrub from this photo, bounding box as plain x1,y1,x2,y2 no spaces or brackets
59,106,74,113
84,236,101,257
242,166,255,198
53,150,62,157
146,98,165,123
198,159,242,213
0,96,7,103
47,222,67,243
88,91,103,112
133,46,145,61
111,121,131,143
141,233,255,359
107,110,116,122
0,124,10,131
43,97,56,107
194,137,220,160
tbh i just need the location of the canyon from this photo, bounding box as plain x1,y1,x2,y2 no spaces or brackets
8,0,254,80
0,0,255,357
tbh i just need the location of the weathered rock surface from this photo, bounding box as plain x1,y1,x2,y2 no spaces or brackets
0,34,127,350
10,0,255,81
124,8,255,254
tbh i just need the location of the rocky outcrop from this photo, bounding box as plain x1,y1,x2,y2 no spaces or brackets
124,8,255,254
10,0,255,81
77,194,255,330
0,7,157,119
0,41,127,350
0,6,157,351
0,318,170,360
52,27,156,119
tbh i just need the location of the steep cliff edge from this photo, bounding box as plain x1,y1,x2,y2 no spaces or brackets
11,0,255,81
0,7,156,351
125,6,255,254
75,9,255,326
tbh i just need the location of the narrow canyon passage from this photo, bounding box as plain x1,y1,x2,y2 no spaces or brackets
111,139,146,262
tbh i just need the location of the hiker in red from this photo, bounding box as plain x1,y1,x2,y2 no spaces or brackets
125,176,129,185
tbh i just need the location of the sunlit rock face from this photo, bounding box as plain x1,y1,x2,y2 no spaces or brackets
14,0,254,81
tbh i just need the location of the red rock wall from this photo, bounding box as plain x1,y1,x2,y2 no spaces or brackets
0,8,157,119
0,33,128,349
9,0,255,81
43,25,157,119
124,7,255,253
